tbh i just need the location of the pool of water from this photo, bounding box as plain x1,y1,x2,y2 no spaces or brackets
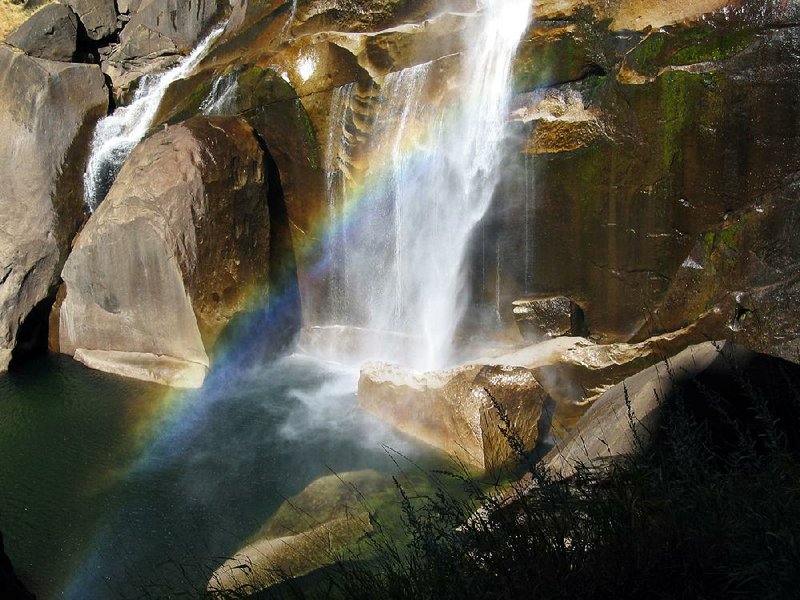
0,353,442,598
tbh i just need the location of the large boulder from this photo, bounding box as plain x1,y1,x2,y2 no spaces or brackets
121,0,226,53
61,0,118,40
512,295,587,340
0,45,108,372
5,3,79,61
359,363,546,471
53,116,270,387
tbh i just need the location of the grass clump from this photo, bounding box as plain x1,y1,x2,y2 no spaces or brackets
0,1,53,40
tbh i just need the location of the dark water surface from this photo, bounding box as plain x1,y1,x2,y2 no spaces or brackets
0,353,440,598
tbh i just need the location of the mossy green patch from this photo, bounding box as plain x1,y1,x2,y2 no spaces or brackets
628,26,757,77
514,32,591,93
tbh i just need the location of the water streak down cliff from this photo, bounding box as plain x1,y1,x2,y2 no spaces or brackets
82,24,226,211
315,0,531,371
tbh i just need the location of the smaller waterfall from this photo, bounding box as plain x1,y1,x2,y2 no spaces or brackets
200,72,239,115
83,24,226,211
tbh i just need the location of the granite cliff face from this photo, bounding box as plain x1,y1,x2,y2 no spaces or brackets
2,0,799,391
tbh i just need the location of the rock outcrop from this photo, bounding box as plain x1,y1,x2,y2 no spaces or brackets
208,470,380,595
359,363,546,470
53,116,270,387
0,45,108,373
62,0,118,40
5,3,79,61
542,339,800,478
637,190,800,365
100,0,228,99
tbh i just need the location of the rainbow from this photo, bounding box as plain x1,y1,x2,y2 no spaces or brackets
58,79,465,598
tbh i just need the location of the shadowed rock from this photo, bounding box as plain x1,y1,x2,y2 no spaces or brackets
61,0,118,41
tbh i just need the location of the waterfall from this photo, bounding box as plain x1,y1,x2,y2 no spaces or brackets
201,72,239,116
317,0,530,370
82,24,226,211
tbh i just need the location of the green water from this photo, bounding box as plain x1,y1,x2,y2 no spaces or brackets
0,353,444,598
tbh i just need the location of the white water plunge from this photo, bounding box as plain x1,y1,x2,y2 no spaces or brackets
82,24,226,211
317,0,531,371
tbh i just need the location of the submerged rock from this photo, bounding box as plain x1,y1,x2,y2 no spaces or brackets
54,116,270,387
0,45,108,372
209,513,372,594
208,470,381,595
359,363,546,471
5,3,79,61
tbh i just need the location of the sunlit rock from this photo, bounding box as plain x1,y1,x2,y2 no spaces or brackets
54,116,270,387
359,363,546,470
0,46,108,372
5,3,79,61
100,0,228,100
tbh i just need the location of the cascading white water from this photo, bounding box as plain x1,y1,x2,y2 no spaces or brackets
83,24,226,211
200,72,239,116
317,0,531,371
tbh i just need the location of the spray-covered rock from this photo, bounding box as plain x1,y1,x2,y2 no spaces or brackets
359,362,546,471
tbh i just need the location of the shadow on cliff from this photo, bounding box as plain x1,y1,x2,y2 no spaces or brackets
213,140,302,369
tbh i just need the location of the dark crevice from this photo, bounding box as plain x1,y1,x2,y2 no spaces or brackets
214,127,302,364
10,293,56,369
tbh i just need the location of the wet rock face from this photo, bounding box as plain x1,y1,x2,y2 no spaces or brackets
54,116,270,387
0,46,108,373
641,179,800,365
358,362,546,471
513,295,587,340
5,3,79,61
473,0,800,343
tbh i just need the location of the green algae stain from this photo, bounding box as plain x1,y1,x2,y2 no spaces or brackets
628,26,757,77
660,71,694,172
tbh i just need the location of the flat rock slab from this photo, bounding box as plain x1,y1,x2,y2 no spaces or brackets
74,349,207,388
